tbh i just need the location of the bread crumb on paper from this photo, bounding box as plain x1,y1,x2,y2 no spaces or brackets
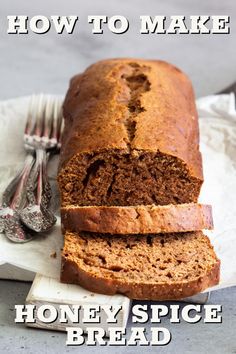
50,251,57,258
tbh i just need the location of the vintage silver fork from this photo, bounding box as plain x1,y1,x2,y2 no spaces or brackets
20,94,63,232
0,94,63,242
0,154,35,242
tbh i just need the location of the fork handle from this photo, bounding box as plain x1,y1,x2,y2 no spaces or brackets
41,152,52,208
35,148,45,206
26,148,51,207
35,148,52,206
2,154,35,210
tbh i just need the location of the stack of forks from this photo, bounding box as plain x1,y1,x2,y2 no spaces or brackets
0,94,63,243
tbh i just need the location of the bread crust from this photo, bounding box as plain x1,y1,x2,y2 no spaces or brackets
61,203,213,234
61,260,220,300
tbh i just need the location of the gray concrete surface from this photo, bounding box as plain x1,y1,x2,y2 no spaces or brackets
0,0,236,353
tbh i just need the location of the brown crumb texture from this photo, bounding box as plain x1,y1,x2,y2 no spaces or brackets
58,58,203,207
61,231,220,300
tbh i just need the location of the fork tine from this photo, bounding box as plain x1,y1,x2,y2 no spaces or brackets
44,95,55,139
25,94,63,150
50,98,58,141
25,95,36,135
34,94,46,137
51,98,63,141
57,115,64,149
57,98,63,135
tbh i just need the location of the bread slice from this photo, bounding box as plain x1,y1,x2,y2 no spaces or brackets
61,231,220,300
61,203,213,234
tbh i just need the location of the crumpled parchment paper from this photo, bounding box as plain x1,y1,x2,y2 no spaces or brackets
0,94,236,290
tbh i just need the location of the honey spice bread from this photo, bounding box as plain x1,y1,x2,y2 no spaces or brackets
61,203,214,234
61,231,220,300
58,58,203,207
59,58,220,300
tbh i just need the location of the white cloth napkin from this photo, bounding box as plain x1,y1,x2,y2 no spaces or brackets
0,94,236,290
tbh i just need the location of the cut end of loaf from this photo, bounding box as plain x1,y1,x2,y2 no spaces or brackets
58,58,203,207
58,150,202,207
61,231,220,300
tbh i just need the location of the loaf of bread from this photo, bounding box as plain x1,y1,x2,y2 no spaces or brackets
61,231,220,300
59,58,219,300
61,203,213,234
58,58,203,207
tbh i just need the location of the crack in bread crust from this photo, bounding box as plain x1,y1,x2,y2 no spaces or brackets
122,63,151,146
